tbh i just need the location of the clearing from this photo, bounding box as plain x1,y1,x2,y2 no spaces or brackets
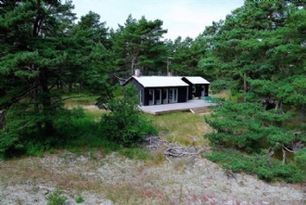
0,93,304,205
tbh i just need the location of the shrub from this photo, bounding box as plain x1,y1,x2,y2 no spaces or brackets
75,195,84,203
0,108,42,158
47,190,67,205
206,150,305,183
99,86,157,146
0,107,100,158
294,148,306,171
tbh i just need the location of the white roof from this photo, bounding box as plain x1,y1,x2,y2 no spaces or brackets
184,76,210,84
132,76,188,88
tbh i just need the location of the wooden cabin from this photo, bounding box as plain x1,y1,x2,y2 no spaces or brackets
123,72,210,106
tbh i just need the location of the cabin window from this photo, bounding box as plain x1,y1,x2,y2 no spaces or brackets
169,88,178,103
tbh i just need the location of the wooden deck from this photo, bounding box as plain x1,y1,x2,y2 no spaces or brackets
139,99,215,115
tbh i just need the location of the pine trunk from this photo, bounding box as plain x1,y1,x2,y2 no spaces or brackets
0,110,5,129
39,69,54,135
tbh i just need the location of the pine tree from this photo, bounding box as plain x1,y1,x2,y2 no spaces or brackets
111,15,167,77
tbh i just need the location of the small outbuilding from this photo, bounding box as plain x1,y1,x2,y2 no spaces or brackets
123,71,210,106
182,76,210,100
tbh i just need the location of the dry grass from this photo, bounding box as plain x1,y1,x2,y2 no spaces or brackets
63,93,212,147
210,89,231,100
0,152,170,205
148,112,212,146
63,93,106,121
63,93,98,108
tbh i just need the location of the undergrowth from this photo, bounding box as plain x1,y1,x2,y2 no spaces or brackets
0,107,152,161
205,150,305,183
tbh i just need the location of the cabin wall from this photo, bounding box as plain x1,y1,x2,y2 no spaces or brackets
181,78,210,99
127,78,145,105
143,86,188,106
178,87,188,102
181,79,193,100
194,84,209,98
204,84,209,96
195,84,202,97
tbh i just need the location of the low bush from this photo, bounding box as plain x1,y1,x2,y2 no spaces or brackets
47,190,67,205
0,106,107,157
206,150,305,183
75,195,84,203
99,86,157,146
294,148,306,171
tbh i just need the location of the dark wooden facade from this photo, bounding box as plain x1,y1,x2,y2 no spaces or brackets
181,77,209,100
127,78,188,106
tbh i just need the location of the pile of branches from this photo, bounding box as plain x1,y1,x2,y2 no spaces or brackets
145,136,207,158
164,144,205,158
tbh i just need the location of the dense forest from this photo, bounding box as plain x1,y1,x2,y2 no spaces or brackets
0,0,305,182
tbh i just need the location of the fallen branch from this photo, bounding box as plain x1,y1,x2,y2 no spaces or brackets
164,146,205,158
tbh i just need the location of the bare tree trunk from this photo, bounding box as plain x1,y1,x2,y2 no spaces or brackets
131,56,136,75
0,110,5,129
282,147,286,165
275,101,284,113
267,147,274,167
39,69,54,135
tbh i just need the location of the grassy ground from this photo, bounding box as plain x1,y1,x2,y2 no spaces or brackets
63,92,105,121
148,112,212,146
64,92,211,148
63,92,98,107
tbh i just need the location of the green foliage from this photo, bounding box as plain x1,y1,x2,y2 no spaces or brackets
205,101,305,182
206,150,305,183
99,87,157,146
0,106,97,158
112,15,167,76
166,36,206,76
210,79,233,94
47,190,67,205
294,149,306,171
205,101,294,152
0,1,114,159
75,195,84,203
